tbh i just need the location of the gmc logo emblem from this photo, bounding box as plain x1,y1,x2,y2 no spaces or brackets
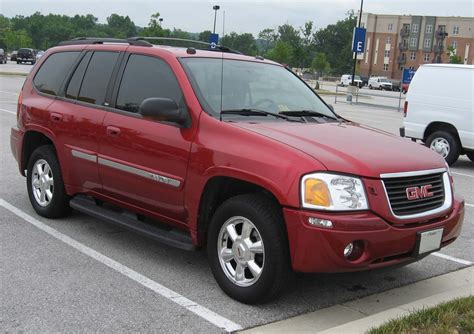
406,185,434,200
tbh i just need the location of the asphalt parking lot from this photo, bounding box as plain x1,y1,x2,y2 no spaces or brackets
0,70,472,332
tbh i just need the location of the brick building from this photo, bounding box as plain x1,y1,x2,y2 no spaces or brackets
359,13,474,80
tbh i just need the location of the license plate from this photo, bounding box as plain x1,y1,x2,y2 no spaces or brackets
414,228,443,256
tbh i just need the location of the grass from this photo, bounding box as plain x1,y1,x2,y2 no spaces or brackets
0,71,28,76
368,296,474,334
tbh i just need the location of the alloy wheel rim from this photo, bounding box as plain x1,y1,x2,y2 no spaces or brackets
217,216,265,287
430,138,450,158
31,159,54,207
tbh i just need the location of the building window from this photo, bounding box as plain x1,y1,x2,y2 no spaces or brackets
412,24,419,33
426,25,433,33
452,40,457,49
410,52,416,60
383,64,389,71
410,37,417,47
453,26,459,35
386,36,391,44
384,50,391,57
424,39,431,48
388,23,393,31
423,53,430,62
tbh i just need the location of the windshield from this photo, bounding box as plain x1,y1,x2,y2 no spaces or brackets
379,78,389,83
354,75,361,81
181,58,335,119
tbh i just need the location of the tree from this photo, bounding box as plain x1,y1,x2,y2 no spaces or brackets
220,32,258,55
300,21,315,69
106,14,137,38
198,30,212,43
4,29,32,50
446,45,462,64
266,41,293,65
258,28,277,54
311,52,331,76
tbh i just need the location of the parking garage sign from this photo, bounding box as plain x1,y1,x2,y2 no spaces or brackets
352,27,367,53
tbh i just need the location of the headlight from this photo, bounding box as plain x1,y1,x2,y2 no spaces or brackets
301,173,368,211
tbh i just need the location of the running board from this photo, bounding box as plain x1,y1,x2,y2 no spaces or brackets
70,195,196,251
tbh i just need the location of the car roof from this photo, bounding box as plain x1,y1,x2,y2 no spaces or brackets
50,43,280,66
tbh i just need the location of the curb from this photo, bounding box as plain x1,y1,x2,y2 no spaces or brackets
240,266,473,333
0,71,28,76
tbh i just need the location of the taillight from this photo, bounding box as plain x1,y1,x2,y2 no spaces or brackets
17,90,23,122
403,101,408,117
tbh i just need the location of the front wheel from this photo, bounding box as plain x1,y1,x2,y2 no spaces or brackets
207,194,291,304
426,131,460,166
27,145,71,218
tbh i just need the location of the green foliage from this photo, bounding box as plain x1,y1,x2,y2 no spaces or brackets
266,41,293,65
198,30,212,42
220,32,258,55
311,52,331,74
446,45,463,64
4,29,32,50
258,28,277,54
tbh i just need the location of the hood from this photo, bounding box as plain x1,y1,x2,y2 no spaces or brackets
233,121,445,178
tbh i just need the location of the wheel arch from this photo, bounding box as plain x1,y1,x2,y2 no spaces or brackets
423,122,463,150
21,129,57,175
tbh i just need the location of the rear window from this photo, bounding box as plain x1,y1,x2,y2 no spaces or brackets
77,52,119,105
33,51,81,96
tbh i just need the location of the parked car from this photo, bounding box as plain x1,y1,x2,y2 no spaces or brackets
360,75,369,87
11,38,464,304
10,51,18,61
401,83,410,94
390,79,401,92
36,50,45,60
401,64,474,165
16,48,36,64
339,74,363,88
368,76,393,90
0,48,7,64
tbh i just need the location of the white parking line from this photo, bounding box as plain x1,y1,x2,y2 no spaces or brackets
0,90,19,96
431,252,473,266
0,199,242,333
465,203,474,208
0,108,15,115
452,171,474,178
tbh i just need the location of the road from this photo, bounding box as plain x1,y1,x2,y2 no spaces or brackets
0,73,472,332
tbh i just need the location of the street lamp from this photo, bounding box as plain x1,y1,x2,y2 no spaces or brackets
159,18,163,28
213,5,220,34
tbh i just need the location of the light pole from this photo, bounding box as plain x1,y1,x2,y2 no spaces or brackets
351,0,364,86
213,5,220,34
159,18,163,28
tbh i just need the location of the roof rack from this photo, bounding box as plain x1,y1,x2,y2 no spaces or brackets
127,37,243,54
58,37,152,47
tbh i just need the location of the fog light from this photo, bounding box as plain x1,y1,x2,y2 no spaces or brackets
344,243,354,257
308,217,333,228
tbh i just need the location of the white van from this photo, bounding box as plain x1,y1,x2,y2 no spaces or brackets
401,64,474,165
368,76,392,90
339,74,363,88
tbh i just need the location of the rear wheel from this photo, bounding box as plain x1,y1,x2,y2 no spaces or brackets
207,194,291,304
426,131,460,166
27,145,71,218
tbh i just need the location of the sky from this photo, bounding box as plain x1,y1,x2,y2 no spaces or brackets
1,0,473,36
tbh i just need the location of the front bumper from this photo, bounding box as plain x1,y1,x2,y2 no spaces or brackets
284,197,464,273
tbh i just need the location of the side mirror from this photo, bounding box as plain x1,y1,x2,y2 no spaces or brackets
328,104,335,113
139,98,188,126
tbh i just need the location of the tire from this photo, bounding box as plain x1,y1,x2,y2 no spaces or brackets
26,145,71,218
207,194,291,304
369,85,373,89
17,61,20,64
426,131,460,166
466,152,474,162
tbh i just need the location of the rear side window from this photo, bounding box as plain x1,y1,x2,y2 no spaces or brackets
33,51,80,96
116,54,183,113
66,52,92,100
78,52,119,105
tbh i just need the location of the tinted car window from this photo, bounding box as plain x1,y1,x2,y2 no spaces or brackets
33,51,81,96
66,52,92,100
78,52,119,105
116,54,183,113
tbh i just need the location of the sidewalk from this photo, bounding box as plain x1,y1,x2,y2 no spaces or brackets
241,266,473,334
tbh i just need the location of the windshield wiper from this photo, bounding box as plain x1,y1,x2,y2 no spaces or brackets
220,109,302,122
280,110,338,120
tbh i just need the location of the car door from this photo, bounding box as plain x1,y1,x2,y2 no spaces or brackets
98,53,194,222
47,49,123,191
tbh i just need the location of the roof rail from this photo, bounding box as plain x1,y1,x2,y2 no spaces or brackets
58,37,153,47
127,37,243,54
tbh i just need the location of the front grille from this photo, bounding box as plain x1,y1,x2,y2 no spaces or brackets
383,172,445,217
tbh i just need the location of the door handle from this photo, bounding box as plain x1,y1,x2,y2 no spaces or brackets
106,126,121,137
50,112,63,122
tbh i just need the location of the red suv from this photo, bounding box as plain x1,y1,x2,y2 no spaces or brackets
10,38,464,304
